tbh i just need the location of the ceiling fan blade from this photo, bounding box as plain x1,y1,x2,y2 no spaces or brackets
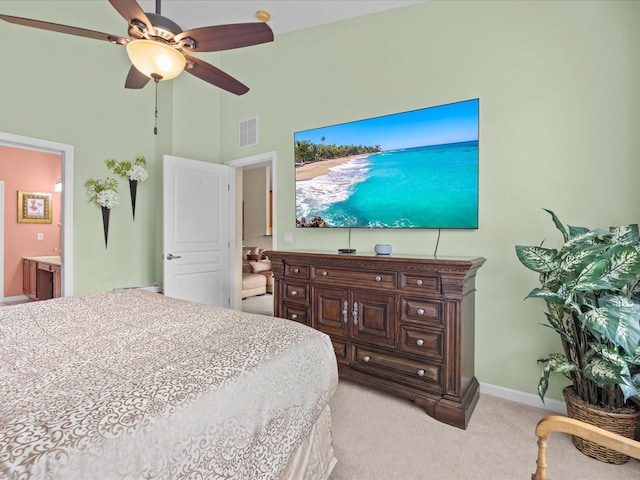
175,23,273,52
183,54,249,95
124,65,151,89
108,0,154,35
0,14,128,44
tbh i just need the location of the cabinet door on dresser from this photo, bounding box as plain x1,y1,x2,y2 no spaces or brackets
351,290,396,346
313,286,350,337
313,287,396,346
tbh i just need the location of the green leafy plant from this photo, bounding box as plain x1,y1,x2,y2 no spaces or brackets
105,155,149,182
516,209,640,410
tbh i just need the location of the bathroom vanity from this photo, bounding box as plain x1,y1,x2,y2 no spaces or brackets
23,256,61,300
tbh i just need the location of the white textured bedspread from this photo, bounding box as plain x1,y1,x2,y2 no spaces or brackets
0,290,338,479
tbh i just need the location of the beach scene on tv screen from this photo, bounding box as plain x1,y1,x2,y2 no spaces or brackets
294,99,479,229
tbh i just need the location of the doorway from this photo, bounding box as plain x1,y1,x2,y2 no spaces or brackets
0,132,74,301
225,151,277,312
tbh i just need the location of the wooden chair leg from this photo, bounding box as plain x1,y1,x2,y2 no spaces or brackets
531,434,549,480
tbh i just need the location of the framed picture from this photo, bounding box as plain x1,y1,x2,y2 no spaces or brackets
18,191,52,224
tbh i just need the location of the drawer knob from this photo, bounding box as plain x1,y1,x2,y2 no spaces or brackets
417,308,425,316
322,271,328,276
291,290,298,296
416,339,424,347
363,355,371,363
416,279,423,286
293,268,299,273
375,275,382,282
417,369,425,377
291,314,298,320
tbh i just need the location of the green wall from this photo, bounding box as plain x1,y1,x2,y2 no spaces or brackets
0,0,638,402
0,1,222,292
215,0,640,401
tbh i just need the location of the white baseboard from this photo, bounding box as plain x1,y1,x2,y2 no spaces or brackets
3,294,29,303
480,381,567,415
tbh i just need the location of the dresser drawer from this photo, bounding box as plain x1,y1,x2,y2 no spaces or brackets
399,325,444,361
331,338,349,364
282,303,310,325
401,298,443,326
353,345,442,389
285,263,309,279
283,281,309,304
399,273,440,294
311,266,396,288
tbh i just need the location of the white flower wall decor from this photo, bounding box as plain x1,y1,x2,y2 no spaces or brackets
85,177,119,248
105,156,149,220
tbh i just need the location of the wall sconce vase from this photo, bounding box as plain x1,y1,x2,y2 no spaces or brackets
129,180,138,221
102,207,110,248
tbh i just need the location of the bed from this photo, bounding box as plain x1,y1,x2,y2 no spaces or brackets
0,289,338,479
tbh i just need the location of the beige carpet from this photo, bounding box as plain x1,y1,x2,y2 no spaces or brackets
328,380,639,480
242,293,274,316
241,294,640,479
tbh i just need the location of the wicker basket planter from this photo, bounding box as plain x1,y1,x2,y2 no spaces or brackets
563,386,640,464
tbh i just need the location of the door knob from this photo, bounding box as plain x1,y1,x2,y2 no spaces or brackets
165,253,182,260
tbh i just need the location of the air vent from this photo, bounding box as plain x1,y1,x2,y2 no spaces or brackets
239,116,258,148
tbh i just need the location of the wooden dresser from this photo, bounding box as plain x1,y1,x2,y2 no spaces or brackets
266,250,485,429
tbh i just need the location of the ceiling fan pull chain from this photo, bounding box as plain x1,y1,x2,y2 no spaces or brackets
152,74,161,135
154,80,158,135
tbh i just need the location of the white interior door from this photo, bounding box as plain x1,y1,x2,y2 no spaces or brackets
163,155,234,306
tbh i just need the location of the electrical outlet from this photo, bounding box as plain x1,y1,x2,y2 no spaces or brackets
37,233,44,241
283,231,293,243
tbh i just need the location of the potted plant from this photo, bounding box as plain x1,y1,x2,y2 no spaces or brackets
516,209,640,464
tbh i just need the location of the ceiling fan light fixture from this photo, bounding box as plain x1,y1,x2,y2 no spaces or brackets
125,39,185,80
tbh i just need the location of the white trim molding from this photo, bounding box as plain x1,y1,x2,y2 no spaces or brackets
480,381,567,415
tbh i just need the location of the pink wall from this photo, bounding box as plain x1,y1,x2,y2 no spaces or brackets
1,145,62,297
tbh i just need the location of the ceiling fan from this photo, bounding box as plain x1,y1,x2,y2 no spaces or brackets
0,0,274,95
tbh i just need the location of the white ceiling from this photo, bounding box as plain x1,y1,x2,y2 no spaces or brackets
135,0,424,35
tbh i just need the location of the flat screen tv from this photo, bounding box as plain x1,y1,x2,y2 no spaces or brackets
294,98,479,229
